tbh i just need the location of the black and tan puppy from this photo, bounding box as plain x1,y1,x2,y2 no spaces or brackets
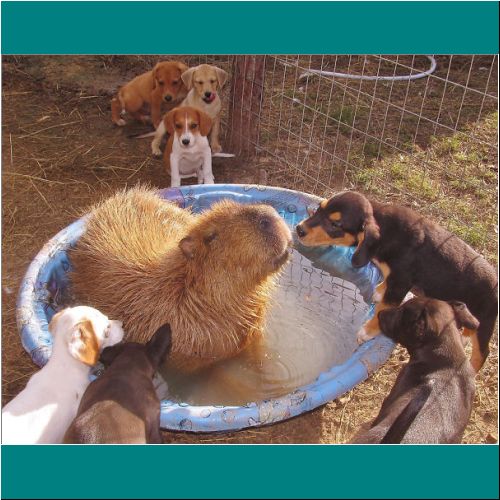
296,191,498,371
351,297,477,444
63,324,172,444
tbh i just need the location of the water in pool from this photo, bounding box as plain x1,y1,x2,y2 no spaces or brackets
159,248,372,406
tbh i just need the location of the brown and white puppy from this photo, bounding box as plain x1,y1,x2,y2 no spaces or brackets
351,298,477,444
111,61,188,128
64,324,172,444
151,64,228,155
1,306,124,444
162,106,213,187
296,191,498,372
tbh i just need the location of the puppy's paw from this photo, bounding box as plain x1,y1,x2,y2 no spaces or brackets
152,145,162,157
211,144,222,154
204,176,215,184
116,119,126,127
356,326,377,345
372,289,383,303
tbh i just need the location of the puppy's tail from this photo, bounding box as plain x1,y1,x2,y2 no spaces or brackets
380,382,433,444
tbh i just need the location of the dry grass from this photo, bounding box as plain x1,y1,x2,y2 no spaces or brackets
1,55,497,444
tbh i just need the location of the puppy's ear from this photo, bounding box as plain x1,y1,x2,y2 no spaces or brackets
99,343,125,367
164,108,177,135
176,61,189,75
449,301,480,330
215,67,228,88
181,67,196,90
179,235,197,259
152,63,160,90
197,110,212,137
48,310,65,335
69,319,99,366
146,324,172,369
352,215,380,268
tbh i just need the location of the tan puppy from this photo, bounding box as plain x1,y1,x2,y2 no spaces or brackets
151,64,228,155
163,106,214,186
111,61,188,128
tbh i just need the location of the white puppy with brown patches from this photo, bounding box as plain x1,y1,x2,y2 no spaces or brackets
161,106,214,187
1,306,124,444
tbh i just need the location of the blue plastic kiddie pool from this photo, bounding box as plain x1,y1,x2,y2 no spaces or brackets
16,184,394,433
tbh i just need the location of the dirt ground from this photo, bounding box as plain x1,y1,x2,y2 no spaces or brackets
1,56,497,444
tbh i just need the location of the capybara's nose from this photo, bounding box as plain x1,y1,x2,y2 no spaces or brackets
296,224,306,238
204,91,212,98
164,94,172,102
182,138,190,146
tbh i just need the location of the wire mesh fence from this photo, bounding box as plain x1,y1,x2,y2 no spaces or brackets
187,54,497,258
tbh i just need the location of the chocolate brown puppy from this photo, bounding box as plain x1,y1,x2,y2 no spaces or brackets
70,186,292,373
296,191,497,371
64,324,172,444
351,298,477,444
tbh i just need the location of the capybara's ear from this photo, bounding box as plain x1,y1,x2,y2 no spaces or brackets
215,67,228,88
164,108,177,135
179,235,197,259
69,319,99,366
99,342,125,367
449,301,480,330
176,61,189,75
181,67,197,90
352,215,380,268
146,324,172,369
197,110,212,137
152,63,160,90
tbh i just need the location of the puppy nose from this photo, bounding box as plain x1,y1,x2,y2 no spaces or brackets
182,138,190,146
296,224,306,238
164,95,172,102
204,91,212,98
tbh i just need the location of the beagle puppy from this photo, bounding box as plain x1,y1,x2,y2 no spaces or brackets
351,298,477,443
64,324,172,444
296,191,498,372
111,60,188,128
151,64,228,156
1,306,124,444
162,106,214,187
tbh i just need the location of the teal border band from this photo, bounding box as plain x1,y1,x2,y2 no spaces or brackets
1,1,499,54
2,445,499,499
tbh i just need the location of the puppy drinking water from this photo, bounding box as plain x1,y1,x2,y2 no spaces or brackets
64,324,172,444
162,106,214,187
351,298,477,444
296,191,498,371
1,306,124,444
111,60,188,128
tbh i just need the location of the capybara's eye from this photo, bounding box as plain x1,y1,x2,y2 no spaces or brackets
190,123,198,130
259,217,271,231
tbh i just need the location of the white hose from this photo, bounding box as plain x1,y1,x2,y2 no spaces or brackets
298,55,437,82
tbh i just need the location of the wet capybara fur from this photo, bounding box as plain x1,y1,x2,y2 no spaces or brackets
69,186,292,372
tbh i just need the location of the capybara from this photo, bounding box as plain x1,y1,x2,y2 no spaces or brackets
69,186,292,372
63,324,172,444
